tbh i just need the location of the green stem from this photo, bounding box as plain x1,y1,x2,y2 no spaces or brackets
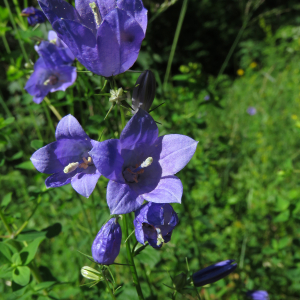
75,193,93,237
192,283,202,300
3,0,29,63
29,105,43,142
119,106,126,129
43,102,55,136
163,0,189,91
172,290,177,300
44,97,62,120
123,215,145,300
2,35,14,65
101,270,117,300
0,207,12,235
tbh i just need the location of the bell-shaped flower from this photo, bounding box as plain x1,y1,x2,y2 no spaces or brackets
25,41,76,104
90,109,198,214
92,218,122,265
132,70,156,113
30,114,101,197
21,7,47,26
192,260,237,287
38,0,147,77
134,202,178,248
246,291,269,300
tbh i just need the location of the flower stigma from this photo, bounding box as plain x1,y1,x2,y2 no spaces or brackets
64,157,93,173
89,2,102,27
123,157,153,183
109,88,124,104
156,228,164,246
44,75,58,85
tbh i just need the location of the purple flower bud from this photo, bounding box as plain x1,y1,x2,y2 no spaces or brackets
92,218,122,265
132,70,156,113
21,7,46,26
246,290,269,300
247,106,257,115
134,202,178,249
204,95,210,101
192,260,237,287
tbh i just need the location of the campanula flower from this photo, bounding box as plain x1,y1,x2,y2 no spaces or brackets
21,7,47,26
134,202,178,248
38,0,147,77
246,290,269,300
25,41,76,104
132,70,156,113
92,218,122,265
90,109,198,214
247,107,257,115
30,114,101,197
192,260,237,287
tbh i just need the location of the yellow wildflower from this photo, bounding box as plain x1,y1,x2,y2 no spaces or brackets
250,62,258,69
237,69,244,76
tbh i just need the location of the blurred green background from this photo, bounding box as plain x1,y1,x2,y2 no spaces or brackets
1,0,300,299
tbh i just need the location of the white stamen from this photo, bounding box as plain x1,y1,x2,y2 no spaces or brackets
64,162,79,173
140,157,153,168
49,38,57,45
156,228,164,246
109,88,124,104
89,2,102,27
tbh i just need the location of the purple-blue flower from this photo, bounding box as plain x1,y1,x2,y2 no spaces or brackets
30,114,101,197
89,109,198,214
21,7,47,26
204,95,210,101
192,260,237,287
134,202,178,248
246,290,269,300
25,41,76,104
247,106,257,115
38,0,147,77
92,218,122,265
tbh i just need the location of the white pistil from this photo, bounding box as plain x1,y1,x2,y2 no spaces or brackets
89,2,102,27
156,228,164,246
140,157,153,168
64,162,79,174
109,88,124,104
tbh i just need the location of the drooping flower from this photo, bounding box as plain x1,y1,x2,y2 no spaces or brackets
92,218,122,265
132,70,156,113
21,7,47,26
90,109,198,214
247,106,257,115
246,290,269,300
134,202,178,248
30,114,101,197
35,30,75,64
25,41,76,104
192,260,237,287
38,0,147,77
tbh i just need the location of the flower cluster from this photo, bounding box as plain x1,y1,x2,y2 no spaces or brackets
25,31,76,104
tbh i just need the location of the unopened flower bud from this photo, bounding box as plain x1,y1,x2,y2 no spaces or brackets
91,218,122,265
173,272,187,291
81,266,103,281
134,202,178,249
132,70,156,113
192,260,237,287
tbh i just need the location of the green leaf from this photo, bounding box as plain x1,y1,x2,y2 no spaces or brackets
0,242,12,263
34,281,56,291
8,151,23,161
20,237,45,265
0,264,13,279
11,253,22,266
30,140,43,150
12,266,30,286
16,223,62,241
2,192,12,207
273,210,290,223
274,197,290,212
15,161,35,170
0,117,15,129
278,236,290,249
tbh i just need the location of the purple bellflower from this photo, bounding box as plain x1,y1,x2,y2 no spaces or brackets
246,290,269,300
89,109,198,214
30,114,101,197
134,202,178,249
192,260,237,287
25,41,76,104
38,0,147,77
247,106,257,115
21,7,47,26
92,218,122,265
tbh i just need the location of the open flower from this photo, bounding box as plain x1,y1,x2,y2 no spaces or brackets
246,291,269,300
21,7,47,26
25,41,76,104
38,0,147,77
134,202,178,248
92,218,122,265
30,115,101,197
90,109,198,214
192,260,237,287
